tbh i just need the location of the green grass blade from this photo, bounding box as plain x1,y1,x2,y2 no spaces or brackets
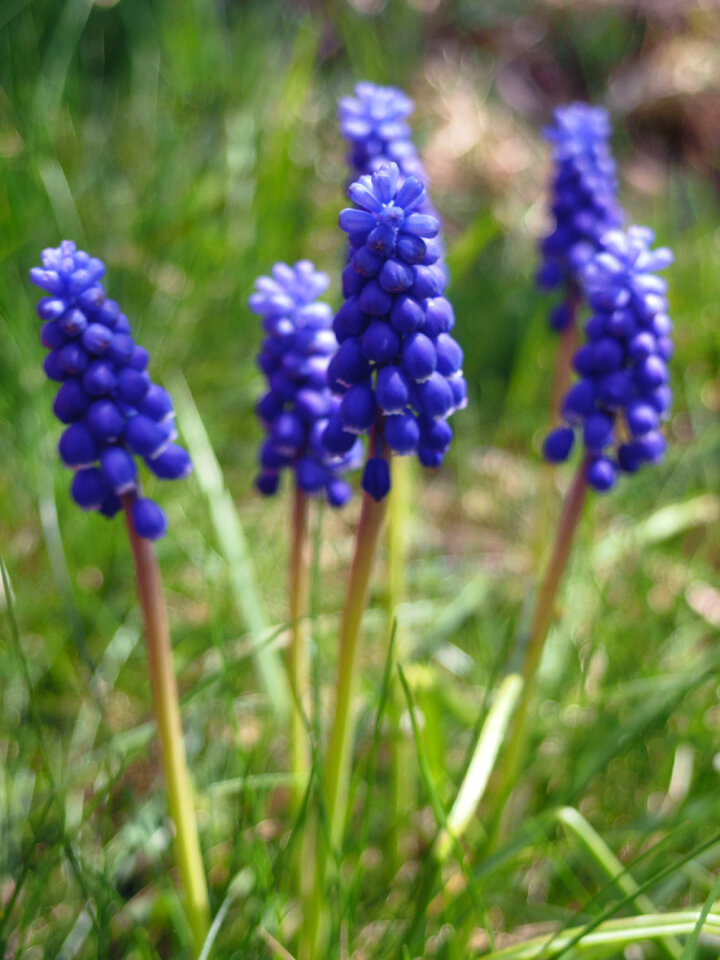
556,806,681,959
678,869,720,960
169,371,289,719
480,911,720,960
436,673,523,860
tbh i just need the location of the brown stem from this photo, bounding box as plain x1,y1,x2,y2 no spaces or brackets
490,458,589,842
122,497,210,954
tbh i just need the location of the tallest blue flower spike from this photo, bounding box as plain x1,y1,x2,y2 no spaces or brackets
30,241,192,540
323,162,466,500
338,81,425,181
338,81,444,265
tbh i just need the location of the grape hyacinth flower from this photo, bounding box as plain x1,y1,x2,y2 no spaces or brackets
250,260,362,508
304,165,465,952
338,81,425,181
537,102,624,331
338,81,444,266
543,226,673,492
323,162,465,501
29,240,209,946
30,241,191,540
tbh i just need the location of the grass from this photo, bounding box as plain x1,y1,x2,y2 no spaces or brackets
2,0,720,957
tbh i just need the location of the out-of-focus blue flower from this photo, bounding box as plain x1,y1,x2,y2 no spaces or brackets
31,240,191,540
250,260,361,506
324,162,465,500
338,81,425,181
543,226,673,491
537,103,624,331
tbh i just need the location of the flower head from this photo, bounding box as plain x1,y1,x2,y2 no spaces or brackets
251,260,361,506
537,103,624,330
31,240,191,540
543,226,673,490
338,81,424,180
324,162,465,500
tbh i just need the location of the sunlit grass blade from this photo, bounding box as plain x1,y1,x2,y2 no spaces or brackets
169,371,289,719
556,806,682,960
481,911,720,960
435,673,523,860
397,663,489,939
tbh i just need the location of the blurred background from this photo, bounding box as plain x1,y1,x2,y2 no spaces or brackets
2,0,720,956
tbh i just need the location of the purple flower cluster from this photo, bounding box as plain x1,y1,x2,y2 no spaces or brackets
339,81,444,254
543,227,673,491
251,261,361,507
338,81,425,180
323,162,465,501
537,103,624,331
31,241,191,540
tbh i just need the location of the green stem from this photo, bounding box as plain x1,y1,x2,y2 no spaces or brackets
122,499,210,955
325,484,387,845
387,454,413,866
288,485,316,923
288,484,311,810
492,457,588,837
302,473,387,958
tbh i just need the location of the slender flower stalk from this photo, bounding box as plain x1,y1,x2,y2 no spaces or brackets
303,449,388,959
387,453,414,863
324,461,388,847
122,497,211,952
494,457,589,824
288,483,311,808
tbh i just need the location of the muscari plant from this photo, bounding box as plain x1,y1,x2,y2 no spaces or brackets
250,259,361,815
29,241,210,952
494,124,674,826
337,81,447,849
297,159,466,958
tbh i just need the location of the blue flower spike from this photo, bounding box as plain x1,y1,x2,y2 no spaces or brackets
250,260,362,507
31,240,191,540
338,81,444,260
326,162,465,500
538,103,623,331
338,81,424,180
543,226,674,491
